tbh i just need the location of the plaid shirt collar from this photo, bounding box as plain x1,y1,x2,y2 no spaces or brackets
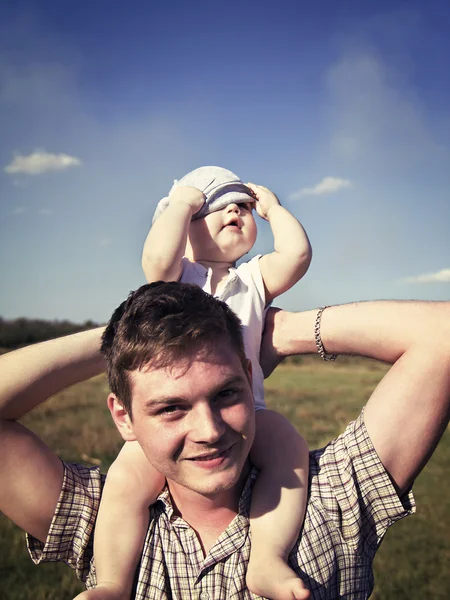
152,468,257,571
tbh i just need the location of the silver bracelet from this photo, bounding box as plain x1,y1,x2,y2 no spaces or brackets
314,306,337,361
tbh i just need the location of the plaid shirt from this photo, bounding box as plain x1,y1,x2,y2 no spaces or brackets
27,411,415,599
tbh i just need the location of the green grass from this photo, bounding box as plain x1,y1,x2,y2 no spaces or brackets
1,358,448,599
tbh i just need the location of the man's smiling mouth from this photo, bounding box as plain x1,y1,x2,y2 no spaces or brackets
187,447,231,461
189,451,224,461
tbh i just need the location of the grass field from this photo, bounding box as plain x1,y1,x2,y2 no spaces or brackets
1,357,449,599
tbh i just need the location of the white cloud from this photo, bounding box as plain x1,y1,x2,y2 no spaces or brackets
38,208,54,215
403,269,450,284
4,150,82,175
289,176,352,200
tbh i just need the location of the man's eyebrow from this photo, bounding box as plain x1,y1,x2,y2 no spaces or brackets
143,374,247,409
211,374,248,391
144,396,185,409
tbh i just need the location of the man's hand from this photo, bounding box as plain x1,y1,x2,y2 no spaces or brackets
246,183,281,221
169,185,205,215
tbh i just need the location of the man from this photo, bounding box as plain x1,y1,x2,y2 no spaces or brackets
0,282,449,600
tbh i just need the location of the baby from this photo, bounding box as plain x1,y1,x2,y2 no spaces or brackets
80,166,312,600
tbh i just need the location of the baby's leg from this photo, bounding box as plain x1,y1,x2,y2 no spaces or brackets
247,410,310,600
73,441,165,600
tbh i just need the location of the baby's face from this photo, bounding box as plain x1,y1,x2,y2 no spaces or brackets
186,201,257,263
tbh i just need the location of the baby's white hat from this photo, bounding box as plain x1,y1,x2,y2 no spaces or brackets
152,166,254,223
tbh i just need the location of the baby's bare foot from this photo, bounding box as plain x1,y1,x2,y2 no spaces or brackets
246,554,310,600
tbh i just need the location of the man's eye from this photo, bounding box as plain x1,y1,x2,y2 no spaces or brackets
217,389,238,401
159,405,181,415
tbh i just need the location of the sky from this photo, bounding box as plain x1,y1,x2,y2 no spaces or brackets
1,0,449,323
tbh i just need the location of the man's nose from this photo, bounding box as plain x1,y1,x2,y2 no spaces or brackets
189,402,226,444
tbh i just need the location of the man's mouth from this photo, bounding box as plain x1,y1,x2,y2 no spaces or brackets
189,449,227,461
186,446,233,467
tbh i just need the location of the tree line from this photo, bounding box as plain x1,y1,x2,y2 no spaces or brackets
0,317,100,350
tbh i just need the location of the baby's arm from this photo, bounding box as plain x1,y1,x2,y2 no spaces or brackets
247,410,310,600
247,183,312,305
76,441,165,600
141,186,205,282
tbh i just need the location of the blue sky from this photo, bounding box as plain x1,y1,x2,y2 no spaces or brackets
1,0,449,322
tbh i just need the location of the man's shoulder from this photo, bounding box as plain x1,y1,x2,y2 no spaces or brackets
63,460,105,490
27,461,104,585
306,411,415,549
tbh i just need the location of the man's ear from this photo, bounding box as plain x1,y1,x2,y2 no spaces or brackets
107,394,136,442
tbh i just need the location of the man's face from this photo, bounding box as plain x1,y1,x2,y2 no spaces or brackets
186,201,257,263
122,342,255,497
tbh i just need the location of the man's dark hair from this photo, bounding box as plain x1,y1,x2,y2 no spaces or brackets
101,281,247,418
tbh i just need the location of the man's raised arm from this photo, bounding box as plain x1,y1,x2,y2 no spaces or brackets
261,301,450,496
0,328,105,542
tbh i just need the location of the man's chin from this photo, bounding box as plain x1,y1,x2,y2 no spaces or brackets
188,468,242,496
205,473,244,495
176,458,251,497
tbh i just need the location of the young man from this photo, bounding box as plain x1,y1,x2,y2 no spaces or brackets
0,283,449,600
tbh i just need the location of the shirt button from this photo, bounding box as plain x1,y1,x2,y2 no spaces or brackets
199,592,210,600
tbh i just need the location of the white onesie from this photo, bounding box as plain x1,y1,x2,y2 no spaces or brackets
180,255,267,409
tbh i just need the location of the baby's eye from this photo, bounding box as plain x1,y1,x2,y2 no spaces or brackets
241,202,252,212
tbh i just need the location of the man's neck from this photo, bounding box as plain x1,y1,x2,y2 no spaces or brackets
166,463,250,554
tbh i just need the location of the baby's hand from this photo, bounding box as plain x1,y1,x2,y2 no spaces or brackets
246,183,280,221
170,185,206,214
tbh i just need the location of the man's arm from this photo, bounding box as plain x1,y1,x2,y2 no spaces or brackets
141,186,205,283
261,302,450,495
248,183,312,305
0,328,105,542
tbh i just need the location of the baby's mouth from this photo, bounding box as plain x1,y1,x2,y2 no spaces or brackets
223,219,240,229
